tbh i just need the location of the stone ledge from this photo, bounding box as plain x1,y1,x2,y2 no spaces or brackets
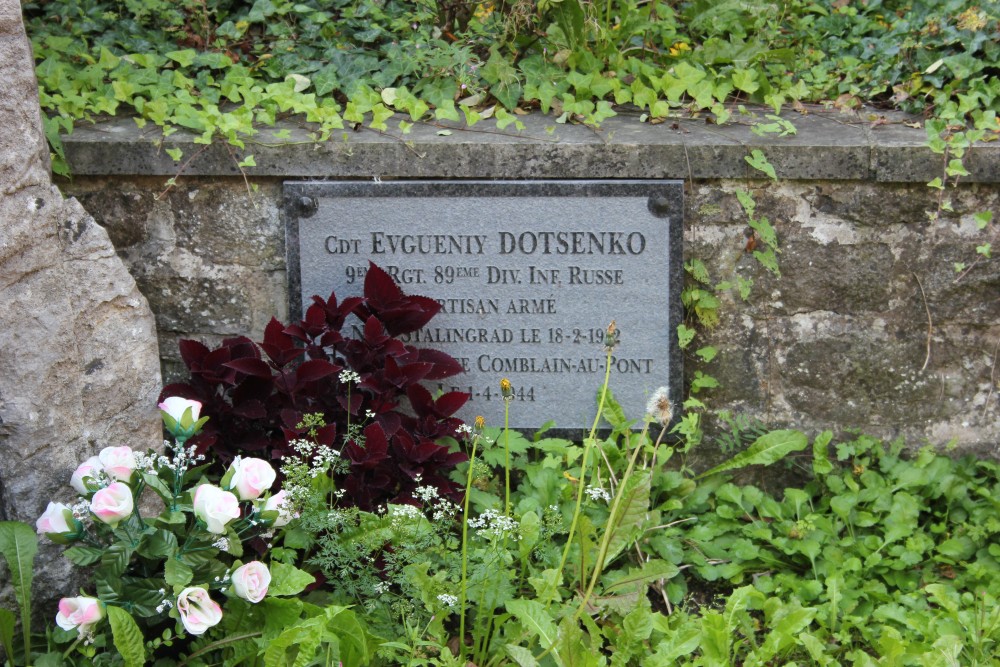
61,109,1000,183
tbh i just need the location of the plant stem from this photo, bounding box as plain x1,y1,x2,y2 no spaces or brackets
503,399,511,517
458,433,481,662
553,348,613,597
574,422,665,621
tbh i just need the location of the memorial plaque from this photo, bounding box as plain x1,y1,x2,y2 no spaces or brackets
285,180,683,431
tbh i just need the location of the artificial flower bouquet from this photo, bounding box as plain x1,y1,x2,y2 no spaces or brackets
33,397,315,665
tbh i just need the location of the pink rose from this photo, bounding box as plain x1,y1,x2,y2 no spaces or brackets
263,490,296,527
176,587,222,635
227,457,276,501
158,396,202,423
90,482,134,526
98,446,136,482
192,484,240,534
231,561,271,603
71,456,104,494
36,502,74,535
56,597,104,636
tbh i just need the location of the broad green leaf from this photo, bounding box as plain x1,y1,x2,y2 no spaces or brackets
604,471,651,565
603,559,679,594
506,643,538,667
733,68,760,94
107,606,146,667
649,623,701,663
268,562,315,596
812,431,834,476
506,599,560,654
0,607,15,665
0,521,37,656
699,430,808,477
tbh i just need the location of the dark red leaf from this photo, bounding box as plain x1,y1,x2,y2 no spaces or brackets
224,358,274,377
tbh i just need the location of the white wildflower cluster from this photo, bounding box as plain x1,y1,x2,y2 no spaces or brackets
373,581,390,595
287,438,341,478
437,593,458,608
365,409,376,420
585,486,612,504
468,509,520,541
413,485,438,502
389,504,423,530
339,370,361,385
455,424,473,437
431,499,459,522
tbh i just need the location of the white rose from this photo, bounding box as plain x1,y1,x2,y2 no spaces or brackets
158,396,202,423
90,482,134,526
263,490,296,527
98,446,136,482
176,587,222,635
227,457,277,501
231,561,271,603
71,456,104,494
55,597,104,636
192,484,240,534
36,502,74,535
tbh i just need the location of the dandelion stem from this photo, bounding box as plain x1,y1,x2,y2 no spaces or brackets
553,347,613,596
458,429,482,662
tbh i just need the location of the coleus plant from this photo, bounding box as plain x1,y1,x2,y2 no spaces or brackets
161,263,469,511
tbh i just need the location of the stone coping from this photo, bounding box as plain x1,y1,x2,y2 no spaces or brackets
61,108,999,183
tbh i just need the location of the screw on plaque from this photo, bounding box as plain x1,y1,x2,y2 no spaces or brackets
297,196,318,218
647,195,673,218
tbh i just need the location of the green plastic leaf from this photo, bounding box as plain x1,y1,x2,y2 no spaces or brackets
64,545,104,566
164,557,194,588
107,606,146,667
698,430,808,478
268,562,315,596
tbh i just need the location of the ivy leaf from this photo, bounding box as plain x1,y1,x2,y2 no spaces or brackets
676,324,695,349
165,50,197,68
107,606,146,667
745,149,777,180
973,211,993,229
695,346,717,362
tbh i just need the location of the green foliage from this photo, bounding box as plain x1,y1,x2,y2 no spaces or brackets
0,521,37,666
22,0,1000,176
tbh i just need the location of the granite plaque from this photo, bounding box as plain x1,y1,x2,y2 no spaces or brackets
284,180,683,431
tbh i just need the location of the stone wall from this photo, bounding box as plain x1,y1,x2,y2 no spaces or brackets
58,112,1000,456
